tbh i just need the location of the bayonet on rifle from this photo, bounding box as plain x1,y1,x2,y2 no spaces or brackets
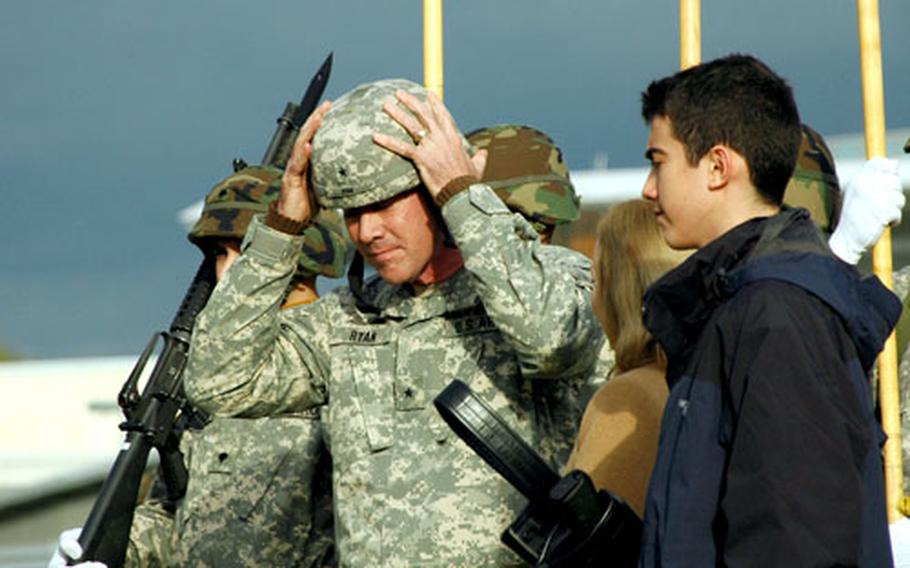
261,52,333,168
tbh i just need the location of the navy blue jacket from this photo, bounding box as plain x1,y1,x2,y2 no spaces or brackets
639,209,899,567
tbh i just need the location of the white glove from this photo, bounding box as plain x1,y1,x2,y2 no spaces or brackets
828,157,904,264
48,528,107,568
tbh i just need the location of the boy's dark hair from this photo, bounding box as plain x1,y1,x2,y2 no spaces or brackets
641,54,801,205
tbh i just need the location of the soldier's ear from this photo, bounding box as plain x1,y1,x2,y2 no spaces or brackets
472,149,488,179
539,226,554,244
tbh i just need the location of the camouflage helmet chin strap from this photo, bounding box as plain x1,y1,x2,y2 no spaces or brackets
781,124,842,235
346,251,381,315
466,124,580,229
189,164,353,279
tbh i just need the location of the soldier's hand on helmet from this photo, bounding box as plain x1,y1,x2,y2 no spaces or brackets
373,90,487,199
47,527,107,568
279,100,332,223
829,157,904,264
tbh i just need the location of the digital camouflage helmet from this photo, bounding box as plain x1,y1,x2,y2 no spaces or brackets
466,124,580,233
782,124,842,235
189,165,352,278
311,78,471,210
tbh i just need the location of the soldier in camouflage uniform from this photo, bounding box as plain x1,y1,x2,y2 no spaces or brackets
466,124,580,244
781,123,900,254
782,124,842,235
182,80,605,566
127,165,352,567
891,136,910,496
467,123,614,430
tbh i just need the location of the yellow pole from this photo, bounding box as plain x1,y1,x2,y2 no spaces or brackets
423,0,444,99
856,0,903,523
679,0,701,69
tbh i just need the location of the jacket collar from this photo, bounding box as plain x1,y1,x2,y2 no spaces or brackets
642,211,777,372
643,208,901,374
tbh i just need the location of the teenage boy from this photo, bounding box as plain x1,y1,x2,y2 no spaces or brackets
638,53,899,567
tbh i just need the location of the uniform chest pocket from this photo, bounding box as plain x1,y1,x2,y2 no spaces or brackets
441,309,517,381
329,330,396,454
178,417,309,523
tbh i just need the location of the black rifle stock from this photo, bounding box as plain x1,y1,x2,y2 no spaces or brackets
70,53,333,567
74,257,215,566
434,380,642,567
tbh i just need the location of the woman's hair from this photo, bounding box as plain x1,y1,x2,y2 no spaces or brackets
592,199,689,373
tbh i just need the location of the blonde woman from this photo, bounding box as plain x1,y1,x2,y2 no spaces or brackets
564,199,687,517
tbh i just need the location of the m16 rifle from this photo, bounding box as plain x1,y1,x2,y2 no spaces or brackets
260,53,332,169
68,53,333,567
73,260,215,567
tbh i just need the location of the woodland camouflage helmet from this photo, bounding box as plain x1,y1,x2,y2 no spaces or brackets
189,165,280,245
311,78,471,210
189,165,352,278
296,208,353,279
466,124,579,231
782,124,842,235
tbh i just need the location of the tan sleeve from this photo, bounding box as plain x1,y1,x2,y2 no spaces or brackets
564,366,668,517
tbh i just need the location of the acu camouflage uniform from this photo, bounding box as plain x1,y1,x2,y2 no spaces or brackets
467,123,614,417
892,135,910,495
127,165,351,567
891,267,910,495
183,79,605,567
